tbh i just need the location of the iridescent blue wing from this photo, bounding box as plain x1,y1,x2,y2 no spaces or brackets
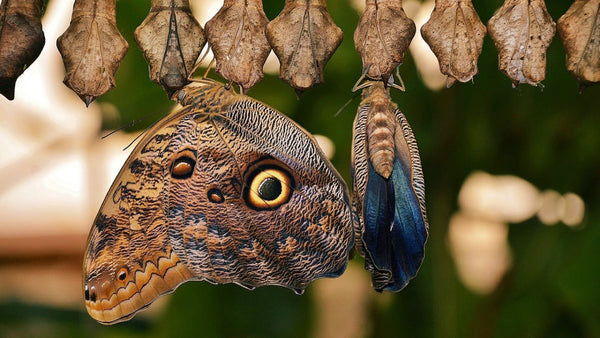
352,97,428,292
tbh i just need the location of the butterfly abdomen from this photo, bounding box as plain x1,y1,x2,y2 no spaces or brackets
366,102,396,179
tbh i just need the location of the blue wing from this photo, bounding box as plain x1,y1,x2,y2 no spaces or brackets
363,156,427,291
362,109,429,291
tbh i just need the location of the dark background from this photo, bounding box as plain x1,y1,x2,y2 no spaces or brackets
1,0,599,337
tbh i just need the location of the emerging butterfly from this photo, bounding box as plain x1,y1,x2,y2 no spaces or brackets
83,79,355,324
351,79,429,292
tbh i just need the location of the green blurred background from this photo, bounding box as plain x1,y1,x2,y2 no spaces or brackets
1,0,599,337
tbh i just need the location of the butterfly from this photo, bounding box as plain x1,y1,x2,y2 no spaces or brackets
83,79,355,324
351,80,429,292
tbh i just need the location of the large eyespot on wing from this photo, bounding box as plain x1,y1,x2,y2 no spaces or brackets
244,160,295,210
352,103,429,292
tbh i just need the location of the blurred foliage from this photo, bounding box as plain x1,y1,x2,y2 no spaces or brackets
2,0,600,337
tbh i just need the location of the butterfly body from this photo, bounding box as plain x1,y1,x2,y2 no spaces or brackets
84,79,354,324
362,83,397,179
351,81,428,292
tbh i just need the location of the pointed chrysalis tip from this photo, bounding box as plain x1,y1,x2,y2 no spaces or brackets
83,95,96,107
0,78,17,100
294,88,305,100
160,82,183,99
577,80,596,94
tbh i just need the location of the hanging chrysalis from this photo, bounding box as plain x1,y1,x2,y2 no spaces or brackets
354,0,415,81
134,0,207,96
421,0,486,87
351,80,428,292
557,0,600,88
266,0,343,94
488,0,556,87
204,0,270,92
0,0,45,100
57,0,128,106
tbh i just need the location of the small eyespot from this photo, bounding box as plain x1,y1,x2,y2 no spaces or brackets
207,188,224,203
90,286,97,302
245,166,293,210
84,285,90,301
117,268,128,282
170,151,196,179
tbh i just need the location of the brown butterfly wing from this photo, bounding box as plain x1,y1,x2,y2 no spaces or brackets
83,82,354,324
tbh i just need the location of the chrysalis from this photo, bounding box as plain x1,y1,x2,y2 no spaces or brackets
57,0,128,106
134,0,207,95
557,0,600,88
354,0,415,81
421,0,487,87
266,0,343,94
488,0,556,87
204,0,270,92
0,0,45,100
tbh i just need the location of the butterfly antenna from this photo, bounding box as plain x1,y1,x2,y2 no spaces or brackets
203,58,215,79
101,108,171,152
198,44,212,67
122,130,145,151
120,108,172,151
334,91,361,117
101,107,169,140
102,124,130,139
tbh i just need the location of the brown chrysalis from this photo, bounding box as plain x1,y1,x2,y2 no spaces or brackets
204,0,270,92
266,0,343,94
135,0,207,96
57,0,128,106
421,0,487,87
488,0,556,87
557,0,600,88
0,0,45,100
354,0,415,81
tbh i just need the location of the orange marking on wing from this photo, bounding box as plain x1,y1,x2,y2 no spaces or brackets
85,250,192,324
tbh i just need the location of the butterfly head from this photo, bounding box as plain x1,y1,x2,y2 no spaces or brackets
174,79,236,108
359,81,391,102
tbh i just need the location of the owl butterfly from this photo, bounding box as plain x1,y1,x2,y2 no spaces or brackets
83,79,354,324
351,80,428,292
